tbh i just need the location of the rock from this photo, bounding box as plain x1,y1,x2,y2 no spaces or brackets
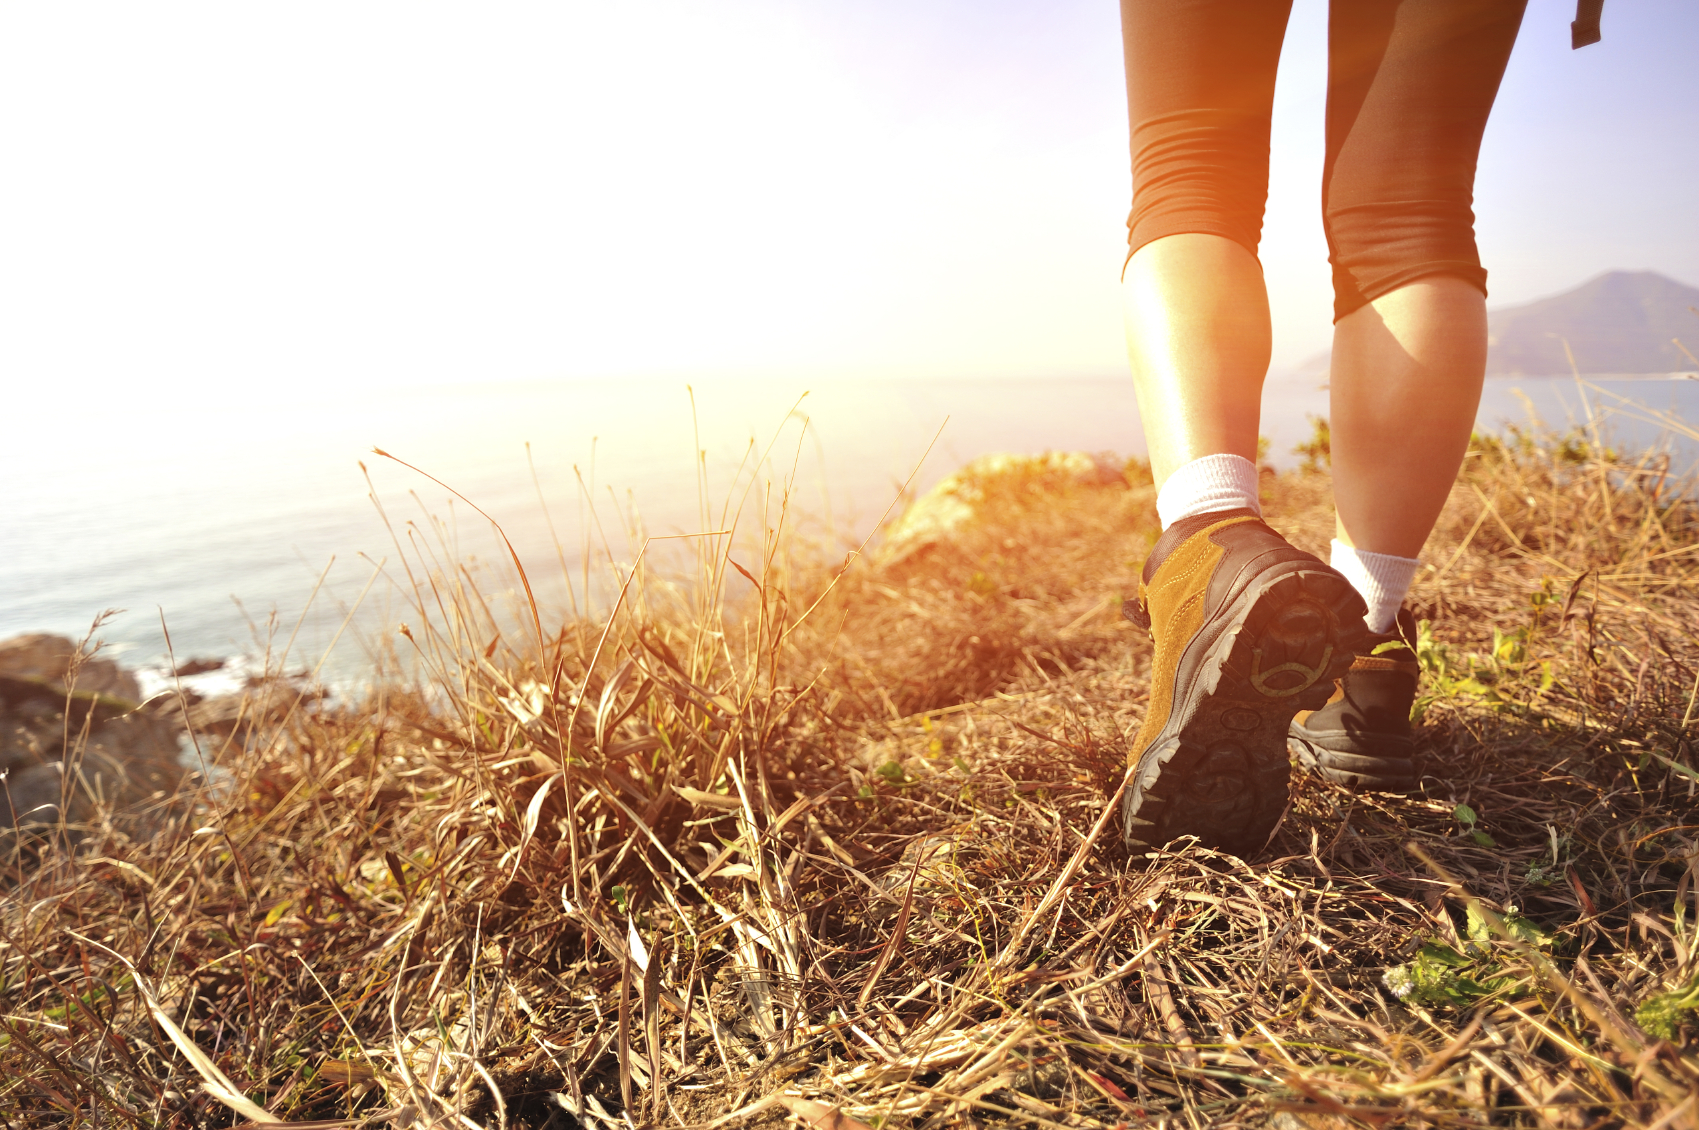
186,695,246,735
0,633,141,703
186,679,306,736
172,657,226,677
0,636,183,833
1,687,185,831
877,451,1130,568
0,763,64,828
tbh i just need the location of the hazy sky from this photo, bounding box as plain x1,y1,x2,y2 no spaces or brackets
2,0,1694,398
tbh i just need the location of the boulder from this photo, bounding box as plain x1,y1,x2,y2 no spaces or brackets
877,451,1130,568
186,679,306,736
0,633,141,703
0,763,64,828
0,636,183,832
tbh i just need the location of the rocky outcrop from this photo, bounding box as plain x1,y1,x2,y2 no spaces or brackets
877,451,1132,569
0,635,183,830
0,633,142,702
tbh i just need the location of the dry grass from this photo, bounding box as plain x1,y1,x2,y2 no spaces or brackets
4,405,1699,1129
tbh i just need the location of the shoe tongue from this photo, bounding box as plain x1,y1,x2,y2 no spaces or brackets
1142,508,1261,584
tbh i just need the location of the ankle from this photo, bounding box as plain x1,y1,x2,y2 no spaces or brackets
1156,454,1261,530
1330,540,1418,634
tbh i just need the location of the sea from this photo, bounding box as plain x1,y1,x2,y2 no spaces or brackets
5,371,1696,698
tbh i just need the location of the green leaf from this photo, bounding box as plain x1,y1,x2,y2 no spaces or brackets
1467,904,1553,948
1470,830,1498,848
1503,913,1554,948
1492,626,1527,665
1453,803,1478,827
1465,905,1492,945
1653,752,1699,784
1419,942,1471,968
875,760,906,784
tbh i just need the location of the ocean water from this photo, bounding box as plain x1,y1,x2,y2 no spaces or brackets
4,372,1695,692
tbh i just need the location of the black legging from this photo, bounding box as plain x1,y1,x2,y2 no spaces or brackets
1121,0,1526,321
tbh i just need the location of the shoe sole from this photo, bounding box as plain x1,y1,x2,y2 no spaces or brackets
1287,727,1418,793
1124,559,1365,859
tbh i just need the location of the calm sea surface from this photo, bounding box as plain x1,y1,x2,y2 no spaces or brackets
5,373,1695,693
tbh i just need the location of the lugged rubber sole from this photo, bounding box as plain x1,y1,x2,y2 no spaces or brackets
1287,730,1418,793
1124,563,1365,859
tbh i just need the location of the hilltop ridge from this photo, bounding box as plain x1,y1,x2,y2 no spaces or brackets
1487,270,1699,375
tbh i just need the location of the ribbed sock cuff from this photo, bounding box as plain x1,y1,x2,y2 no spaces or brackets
1330,539,1419,635
1155,454,1262,530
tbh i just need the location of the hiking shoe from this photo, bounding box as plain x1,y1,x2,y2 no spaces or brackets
1121,510,1367,858
1288,607,1420,792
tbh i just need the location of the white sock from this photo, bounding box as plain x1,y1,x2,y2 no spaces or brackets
1156,454,1262,530
1330,539,1419,635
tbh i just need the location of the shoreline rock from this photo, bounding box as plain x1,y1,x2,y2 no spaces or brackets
877,451,1133,569
0,634,183,831
0,633,142,702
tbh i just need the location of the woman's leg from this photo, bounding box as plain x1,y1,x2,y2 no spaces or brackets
1117,0,1368,858
1288,0,1525,795
1292,282,1488,793
1323,0,1527,563
1330,277,1487,559
1118,0,1292,489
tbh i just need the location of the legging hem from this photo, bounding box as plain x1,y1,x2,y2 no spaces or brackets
1333,263,1489,322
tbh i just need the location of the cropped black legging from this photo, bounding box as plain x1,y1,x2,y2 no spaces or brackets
1121,0,1526,321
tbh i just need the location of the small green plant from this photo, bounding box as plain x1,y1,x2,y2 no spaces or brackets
1452,803,1496,848
1382,942,1510,1008
1636,971,1699,1041
1382,904,1552,1008
1410,619,1551,722
1467,903,1552,949
1411,621,1477,721
1523,827,1570,886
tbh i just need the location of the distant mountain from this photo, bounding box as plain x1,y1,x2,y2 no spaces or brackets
1487,271,1699,376
1283,270,1699,381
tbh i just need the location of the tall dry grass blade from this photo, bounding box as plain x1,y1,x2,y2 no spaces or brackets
617,949,634,1114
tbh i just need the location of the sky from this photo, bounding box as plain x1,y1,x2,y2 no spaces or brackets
1,0,1695,401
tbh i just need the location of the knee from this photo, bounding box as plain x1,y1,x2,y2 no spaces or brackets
1325,199,1487,321
1127,110,1272,262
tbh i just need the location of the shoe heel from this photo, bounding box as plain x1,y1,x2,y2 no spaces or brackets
1229,567,1365,706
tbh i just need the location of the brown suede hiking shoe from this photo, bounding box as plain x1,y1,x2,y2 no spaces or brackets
1121,510,1367,858
1288,608,1420,792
